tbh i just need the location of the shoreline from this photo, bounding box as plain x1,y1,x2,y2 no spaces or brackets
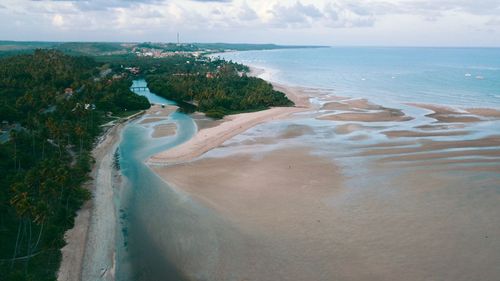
147,64,500,166
57,111,145,281
147,71,312,165
146,64,500,280
59,62,500,280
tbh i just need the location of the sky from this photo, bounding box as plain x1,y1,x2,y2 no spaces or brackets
1,0,500,46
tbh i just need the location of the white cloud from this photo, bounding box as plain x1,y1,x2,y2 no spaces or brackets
51,14,64,27
0,0,498,46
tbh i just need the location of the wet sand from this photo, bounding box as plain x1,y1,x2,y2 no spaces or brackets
146,69,500,280
148,81,311,165
58,113,144,281
190,112,223,130
149,107,306,164
153,148,350,280
152,123,177,138
407,103,500,123
58,106,177,281
152,139,500,280
154,148,340,222
318,110,413,122
318,98,413,122
382,129,471,138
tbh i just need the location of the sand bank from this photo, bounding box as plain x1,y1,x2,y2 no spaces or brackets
322,98,385,111
190,112,223,130
58,117,136,281
318,98,413,122
383,130,471,138
147,65,499,280
466,107,500,118
363,135,500,155
407,103,500,123
148,81,311,164
152,141,500,280
153,148,340,221
58,106,175,281
152,123,177,138
148,106,306,164
140,117,166,124
319,110,413,122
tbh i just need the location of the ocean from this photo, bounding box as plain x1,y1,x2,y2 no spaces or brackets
116,49,500,280
220,47,500,108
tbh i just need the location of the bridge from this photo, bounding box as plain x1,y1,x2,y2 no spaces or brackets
131,86,148,91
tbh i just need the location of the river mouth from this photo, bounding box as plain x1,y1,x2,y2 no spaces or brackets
116,80,196,281
119,80,241,281
121,67,500,281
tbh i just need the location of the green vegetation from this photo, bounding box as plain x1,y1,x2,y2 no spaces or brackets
0,44,295,280
145,57,293,118
0,50,149,280
0,41,325,58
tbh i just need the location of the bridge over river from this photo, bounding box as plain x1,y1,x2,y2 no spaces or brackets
131,86,148,91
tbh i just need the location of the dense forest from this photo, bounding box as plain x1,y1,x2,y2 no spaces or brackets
0,41,322,58
96,54,294,118
0,47,294,280
145,57,293,118
0,50,149,280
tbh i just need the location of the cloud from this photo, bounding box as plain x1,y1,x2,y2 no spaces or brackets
31,0,164,11
1,0,499,46
263,1,376,29
52,14,64,27
238,2,258,21
268,1,323,28
485,17,500,26
190,0,232,2
323,2,375,28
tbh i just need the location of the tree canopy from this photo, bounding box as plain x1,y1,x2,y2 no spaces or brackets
0,50,149,280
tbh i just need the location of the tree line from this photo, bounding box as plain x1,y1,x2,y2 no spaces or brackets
144,57,293,118
0,49,149,280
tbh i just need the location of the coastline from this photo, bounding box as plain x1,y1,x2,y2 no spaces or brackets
146,63,500,280
147,67,312,165
57,111,145,281
58,61,500,280
148,64,500,166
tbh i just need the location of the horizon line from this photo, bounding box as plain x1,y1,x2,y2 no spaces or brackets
2,39,500,49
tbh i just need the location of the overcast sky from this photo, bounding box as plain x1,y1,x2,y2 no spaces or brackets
1,0,500,46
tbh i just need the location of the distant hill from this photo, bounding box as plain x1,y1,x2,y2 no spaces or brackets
0,41,326,57
0,41,61,57
54,42,129,56
194,42,324,51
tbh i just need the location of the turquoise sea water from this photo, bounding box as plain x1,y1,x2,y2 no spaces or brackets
117,80,196,280
116,49,500,280
220,47,500,108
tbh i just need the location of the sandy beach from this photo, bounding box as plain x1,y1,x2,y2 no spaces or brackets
150,116,500,280
58,122,125,281
57,110,151,281
148,106,307,164
152,123,177,138
60,67,500,281
145,67,500,280
148,67,313,165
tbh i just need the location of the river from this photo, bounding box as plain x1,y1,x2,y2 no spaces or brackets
117,80,239,281
117,79,196,280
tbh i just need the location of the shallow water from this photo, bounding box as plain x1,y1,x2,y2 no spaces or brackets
220,47,500,108
119,49,500,280
193,113,500,280
117,80,198,280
